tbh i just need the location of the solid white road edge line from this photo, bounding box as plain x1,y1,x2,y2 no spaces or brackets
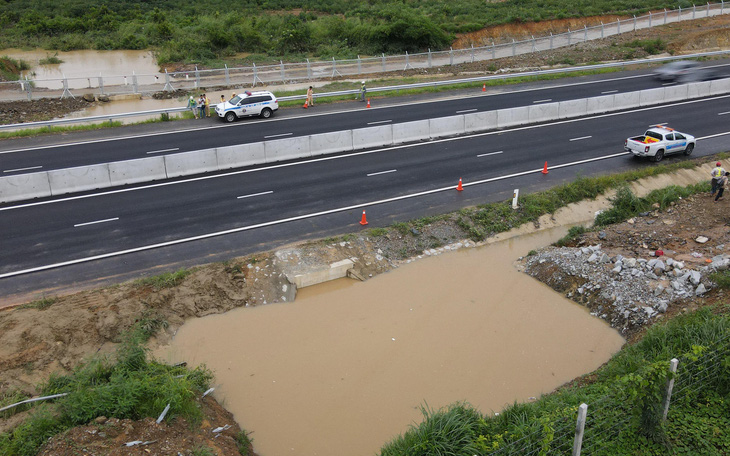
719,111,730,115
367,120,392,125
236,191,273,199
367,169,397,177
533,99,552,103
73,217,119,227
3,166,42,173
145,148,179,155
3,93,730,213
601,90,618,94
456,109,477,113
264,133,293,139
0,151,630,279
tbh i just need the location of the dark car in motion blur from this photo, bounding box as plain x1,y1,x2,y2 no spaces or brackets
653,60,721,83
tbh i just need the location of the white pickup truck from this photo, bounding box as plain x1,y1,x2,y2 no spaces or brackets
624,125,695,162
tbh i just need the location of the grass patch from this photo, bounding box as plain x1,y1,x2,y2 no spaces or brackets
236,430,255,456
38,53,63,65
368,227,389,237
0,121,124,139
0,56,30,81
134,268,192,290
17,296,57,311
555,225,587,247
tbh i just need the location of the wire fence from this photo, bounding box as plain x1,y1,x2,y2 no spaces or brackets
2,1,728,101
484,329,730,455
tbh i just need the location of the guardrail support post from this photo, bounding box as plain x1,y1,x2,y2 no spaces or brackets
662,358,679,421
471,44,476,62
449,47,453,65
24,77,32,101
428,49,432,68
583,25,587,41
707,2,710,16
98,74,104,95
132,71,138,94
572,403,588,456
679,6,682,21
307,59,312,79
511,39,515,56
61,74,74,99
163,69,174,92
357,55,362,74
224,64,230,85
381,53,386,72
195,66,200,89
280,60,285,82
331,57,341,77
634,15,637,30
693,4,696,19
568,29,571,45
617,19,621,33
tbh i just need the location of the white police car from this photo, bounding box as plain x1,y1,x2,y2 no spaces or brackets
215,91,278,122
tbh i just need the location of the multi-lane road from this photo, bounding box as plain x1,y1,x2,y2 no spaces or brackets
2,64,730,303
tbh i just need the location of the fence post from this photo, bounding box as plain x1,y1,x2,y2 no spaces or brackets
664,8,668,23
693,4,696,19
707,2,710,16
98,74,104,95
662,358,680,421
531,35,536,52
568,29,571,45
25,76,32,100
382,53,386,72
428,48,432,68
306,58,312,79
471,44,476,62
722,1,724,14
163,69,174,91
617,18,621,33
405,51,412,69
280,60,285,82
357,55,362,74
195,66,200,89
511,39,515,56
583,25,587,41
550,32,553,49
252,63,262,86
679,6,682,21
449,47,454,65
331,57,341,77
132,71,138,94
61,74,74,99
601,21,604,38
572,403,588,456
649,11,652,27
491,42,496,59
224,64,230,85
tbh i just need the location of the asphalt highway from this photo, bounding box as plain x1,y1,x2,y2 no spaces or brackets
2,61,730,175
1,93,729,302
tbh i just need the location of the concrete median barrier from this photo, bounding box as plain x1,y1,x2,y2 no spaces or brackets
109,157,167,186
216,143,266,170
664,85,689,102
0,172,51,203
710,77,730,95
464,110,497,133
392,120,429,144
309,131,353,156
528,102,559,123
429,115,465,139
586,94,615,115
496,106,529,128
165,148,218,178
639,88,665,107
558,99,588,119
352,125,393,150
613,91,641,110
687,81,712,99
264,136,311,163
48,164,111,196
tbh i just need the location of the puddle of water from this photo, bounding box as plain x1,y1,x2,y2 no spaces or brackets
1,48,159,89
156,227,624,456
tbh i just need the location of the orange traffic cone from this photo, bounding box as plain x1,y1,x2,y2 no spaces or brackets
366,99,371,108
542,161,549,175
303,99,308,109
456,178,463,191
359,210,368,225
482,84,486,92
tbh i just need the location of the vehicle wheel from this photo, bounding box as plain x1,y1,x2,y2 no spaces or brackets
225,112,236,123
260,108,272,119
684,143,694,156
653,149,665,163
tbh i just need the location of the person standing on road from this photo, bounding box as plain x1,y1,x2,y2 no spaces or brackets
220,94,225,104
204,94,211,117
359,81,367,102
715,172,730,202
187,96,198,119
711,162,726,196
197,95,206,118
306,86,314,107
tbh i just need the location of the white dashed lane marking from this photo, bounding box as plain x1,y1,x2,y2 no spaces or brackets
74,217,119,228
237,191,274,199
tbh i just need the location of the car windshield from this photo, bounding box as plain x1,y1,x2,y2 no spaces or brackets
229,96,242,105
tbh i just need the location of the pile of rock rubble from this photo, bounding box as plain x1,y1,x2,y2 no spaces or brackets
522,244,730,336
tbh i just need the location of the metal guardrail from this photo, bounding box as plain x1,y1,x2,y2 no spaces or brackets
2,51,730,132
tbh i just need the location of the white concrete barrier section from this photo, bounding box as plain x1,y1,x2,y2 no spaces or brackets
613,91,641,110
686,81,712,99
429,115,465,139
309,130,354,156
709,77,730,95
528,102,559,123
0,172,51,203
264,136,311,163
639,87,666,107
496,106,529,128
392,120,429,144
48,164,111,196
109,157,167,187
352,125,393,150
586,94,615,115
558,98,588,119
663,84,689,103
287,259,354,288
216,143,266,170
165,148,218,178
464,110,498,133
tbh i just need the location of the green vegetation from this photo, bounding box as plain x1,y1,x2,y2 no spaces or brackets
381,307,730,455
0,120,124,139
0,0,702,65
38,53,62,65
0,316,212,456
134,268,192,290
17,296,57,310
555,225,587,247
595,183,707,226
0,55,29,81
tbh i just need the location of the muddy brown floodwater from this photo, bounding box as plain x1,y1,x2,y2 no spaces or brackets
156,227,625,456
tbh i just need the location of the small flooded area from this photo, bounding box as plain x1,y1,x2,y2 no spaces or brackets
1,48,159,90
155,226,625,456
